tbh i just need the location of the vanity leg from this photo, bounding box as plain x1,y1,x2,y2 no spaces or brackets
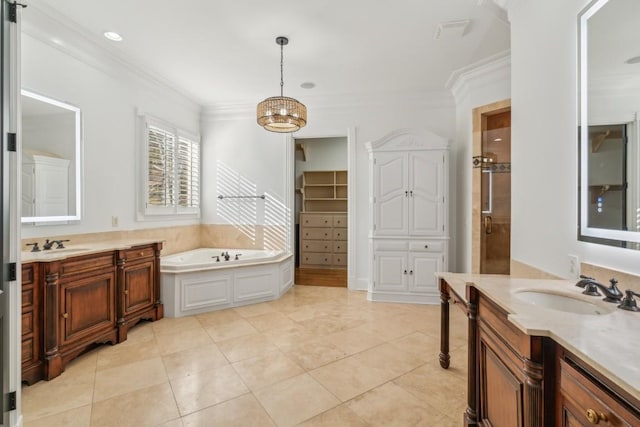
439,278,451,369
464,286,479,426
43,269,63,380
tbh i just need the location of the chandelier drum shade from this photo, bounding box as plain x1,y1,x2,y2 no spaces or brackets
257,36,307,133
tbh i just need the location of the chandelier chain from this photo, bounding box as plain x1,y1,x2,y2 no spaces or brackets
280,41,284,97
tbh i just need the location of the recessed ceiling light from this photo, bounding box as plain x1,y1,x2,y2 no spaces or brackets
300,82,316,89
625,55,640,64
103,31,123,42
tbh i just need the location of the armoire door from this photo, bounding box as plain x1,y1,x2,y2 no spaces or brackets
372,152,408,235
409,151,445,235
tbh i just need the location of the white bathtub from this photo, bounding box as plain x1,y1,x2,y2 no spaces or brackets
160,248,293,317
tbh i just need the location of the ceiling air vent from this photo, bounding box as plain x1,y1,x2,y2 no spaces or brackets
434,19,471,40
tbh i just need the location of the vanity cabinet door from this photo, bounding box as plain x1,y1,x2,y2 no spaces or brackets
122,258,155,316
59,270,116,346
21,262,43,384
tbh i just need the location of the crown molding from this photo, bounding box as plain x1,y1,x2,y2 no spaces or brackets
446,50,511,106
22,2,201,113
202,89,455,122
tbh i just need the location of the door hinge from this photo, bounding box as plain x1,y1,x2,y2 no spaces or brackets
7,133,16,152
8,262,17,281
8,2,27,23
7,391,16,411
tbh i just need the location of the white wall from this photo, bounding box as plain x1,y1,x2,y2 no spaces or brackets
448,52,511,272
21,25,201,239
201,95,455,290
509,0,640,277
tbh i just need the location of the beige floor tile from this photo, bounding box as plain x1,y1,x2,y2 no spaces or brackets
204,318,259,342
195,308,243,327
22,372,95,422
156,420,184,427
170,364,249,416
152,316,204,336
231,350,304,391
322,328,385,356
263,324,317,352
217,333,280,362
93,357,168,402
349,318,415,342
354,343,425,378
296,404,372,426
125,321,156,342
346,382,434,426
62,349,98,378
23,404,91,427
245,311,297,332
90,383,179,427
393,362,467,414
233,302,276,318
286,338,348,370
96,334,160,371
254,373,340,427
155,327,214,356
182,393,276,427
296,314,348,337
162,343,229,380
389,331,440,363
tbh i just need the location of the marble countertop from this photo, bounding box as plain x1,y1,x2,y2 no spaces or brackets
437,272,640,402
21,238,163,263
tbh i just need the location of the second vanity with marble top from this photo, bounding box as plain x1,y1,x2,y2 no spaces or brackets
21,240,164,384
437,273,640,427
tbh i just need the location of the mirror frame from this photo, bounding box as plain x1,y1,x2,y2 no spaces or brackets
21,89,83,224
578,0,640,245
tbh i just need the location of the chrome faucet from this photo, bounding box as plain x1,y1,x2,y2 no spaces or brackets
221,251,230,261
575,275,623,303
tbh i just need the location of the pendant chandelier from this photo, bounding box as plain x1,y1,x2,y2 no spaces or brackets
257,36,307,133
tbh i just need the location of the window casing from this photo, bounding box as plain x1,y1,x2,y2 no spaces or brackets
141,116,200,218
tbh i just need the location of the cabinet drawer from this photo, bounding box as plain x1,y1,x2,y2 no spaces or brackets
22,337,35,365
333,241,347,253
302,228,332,240
333,228,347,241
301,252,332,265
560,359,640,426
409,241,445,253
122,246,155,262
333,215,347,227
22,312,34,335
60,253,115,278
301,214,333,227
301,241,332,253
332,254,347,266
22,288,34,310
22,263,36,285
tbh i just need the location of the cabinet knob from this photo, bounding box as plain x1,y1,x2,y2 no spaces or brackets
409,270,414,275
585,409,607,425
404,270,407,275
124,289,129,295
324,220,328,223
424,245,429,249
62,313,68,319
139,252,144,256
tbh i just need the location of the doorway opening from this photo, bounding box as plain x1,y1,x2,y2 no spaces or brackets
294,137,348,287
472,100,511,274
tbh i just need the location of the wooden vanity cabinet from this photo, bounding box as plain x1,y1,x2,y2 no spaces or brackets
21,262,43,385
21,242,163,383
476,292,552,427
558,349,640,427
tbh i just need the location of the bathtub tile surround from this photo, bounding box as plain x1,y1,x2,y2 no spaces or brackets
21,285,468,426
21,223,289,257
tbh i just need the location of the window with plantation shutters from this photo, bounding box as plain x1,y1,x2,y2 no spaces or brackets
141,117,200,217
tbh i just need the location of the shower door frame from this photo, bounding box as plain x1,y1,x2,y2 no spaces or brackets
471,99,511,274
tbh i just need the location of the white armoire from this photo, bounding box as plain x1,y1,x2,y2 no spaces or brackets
366,129,449,304
22,151,70,217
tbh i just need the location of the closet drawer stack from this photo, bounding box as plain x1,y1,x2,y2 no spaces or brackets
300,213,347,268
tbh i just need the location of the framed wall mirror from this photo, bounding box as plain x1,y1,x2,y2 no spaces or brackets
21,89,82,224
578,0,640,249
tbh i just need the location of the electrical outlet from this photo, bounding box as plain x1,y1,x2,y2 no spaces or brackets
111,216,119,227
568,254,580,279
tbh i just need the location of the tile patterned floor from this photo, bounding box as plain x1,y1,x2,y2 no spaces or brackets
22,285,469,426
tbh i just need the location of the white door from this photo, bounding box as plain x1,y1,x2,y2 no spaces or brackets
373,152,408,236
408,252,441,294
373,251,407,291
409,151,445,236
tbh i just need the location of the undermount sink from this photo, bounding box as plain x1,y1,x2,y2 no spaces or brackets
513,290,614,315
38,247,90,255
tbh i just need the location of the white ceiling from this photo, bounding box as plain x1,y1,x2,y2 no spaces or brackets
24,0,510,108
